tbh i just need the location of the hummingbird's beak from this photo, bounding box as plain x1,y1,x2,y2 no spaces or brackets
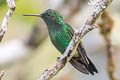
23,14,42,17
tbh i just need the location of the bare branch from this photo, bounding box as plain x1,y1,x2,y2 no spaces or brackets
38,25,96,80
0,0,16,42
38,0,113,80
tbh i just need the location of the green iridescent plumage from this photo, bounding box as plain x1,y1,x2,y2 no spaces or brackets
24,9,98,75
41,10,72,53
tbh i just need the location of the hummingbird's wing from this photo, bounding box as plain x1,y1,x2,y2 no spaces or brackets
66,23,98,75
77,42,98,75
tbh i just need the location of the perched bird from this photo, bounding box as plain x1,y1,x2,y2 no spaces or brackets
24,9,98,75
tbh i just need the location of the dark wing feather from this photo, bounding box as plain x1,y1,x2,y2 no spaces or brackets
77,43,98,75
70,58,89,74
66,23,98,75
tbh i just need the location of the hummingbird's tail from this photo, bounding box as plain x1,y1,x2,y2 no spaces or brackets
85,57,98,75
70,57,98,75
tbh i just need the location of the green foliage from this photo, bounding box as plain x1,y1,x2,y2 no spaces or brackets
0,0,6,7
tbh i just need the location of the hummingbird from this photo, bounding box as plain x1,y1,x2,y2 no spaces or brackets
24,9,98,75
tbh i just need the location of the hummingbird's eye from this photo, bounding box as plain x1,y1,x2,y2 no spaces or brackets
47,14,50,17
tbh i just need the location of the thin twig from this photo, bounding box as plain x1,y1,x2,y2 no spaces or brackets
98,11,116,80
38,0,113,80
106,37,116,80
0,70,4,80
0,0,16,42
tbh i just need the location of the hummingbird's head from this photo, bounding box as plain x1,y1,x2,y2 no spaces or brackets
40,9,64,24
24,9,64,24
